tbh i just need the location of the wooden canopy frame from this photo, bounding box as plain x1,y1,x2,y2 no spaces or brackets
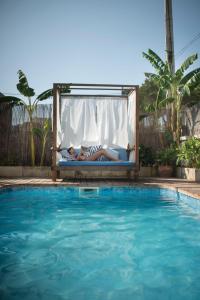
52,83,139,181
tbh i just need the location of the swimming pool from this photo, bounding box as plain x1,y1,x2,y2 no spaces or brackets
0,187,200,300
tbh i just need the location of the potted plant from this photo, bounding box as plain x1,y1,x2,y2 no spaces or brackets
157,146,177,177
176,137,200,181
139,144,156,176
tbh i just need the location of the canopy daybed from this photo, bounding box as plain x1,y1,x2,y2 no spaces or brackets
52,83,139,181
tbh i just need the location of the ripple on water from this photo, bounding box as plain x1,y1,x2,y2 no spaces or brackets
0,187,200,300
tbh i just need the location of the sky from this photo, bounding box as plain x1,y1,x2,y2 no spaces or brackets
0,0,200,99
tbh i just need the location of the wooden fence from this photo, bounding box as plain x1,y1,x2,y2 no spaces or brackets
0,104,52,166
0,102,199,166
139,103,200,151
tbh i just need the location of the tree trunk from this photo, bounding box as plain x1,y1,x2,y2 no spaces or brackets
176,96,181,145
40,135,47,166
170,102,177,141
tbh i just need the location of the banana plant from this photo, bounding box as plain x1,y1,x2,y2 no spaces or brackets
33,119,51,166
143,49,200,143
0,70,70,166
144,87,174,128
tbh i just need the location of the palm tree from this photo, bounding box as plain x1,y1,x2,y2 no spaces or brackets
0,70,70,166
143,49,200,143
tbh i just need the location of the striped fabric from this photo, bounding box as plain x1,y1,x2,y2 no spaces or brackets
89,145,102,155
81,145,103,160
89,145,103,161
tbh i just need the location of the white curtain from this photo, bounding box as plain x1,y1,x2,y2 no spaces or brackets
57,93,62,146
127,90,136,162
96,97,128,148
57,94,136,160
58,96,99,148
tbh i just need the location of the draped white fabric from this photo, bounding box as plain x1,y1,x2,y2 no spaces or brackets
57,93,136,161
96,98,128,148
58,97,99,147
127,91,136,162
57,94,62,146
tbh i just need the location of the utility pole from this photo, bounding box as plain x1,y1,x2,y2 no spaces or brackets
165,0,176,142
165,0,175,73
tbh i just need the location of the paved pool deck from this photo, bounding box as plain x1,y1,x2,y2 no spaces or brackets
0,177,200,200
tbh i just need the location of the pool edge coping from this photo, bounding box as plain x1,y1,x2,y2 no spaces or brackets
0,180,200,201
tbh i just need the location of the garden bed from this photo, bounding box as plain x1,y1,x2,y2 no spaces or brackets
177,167,200,182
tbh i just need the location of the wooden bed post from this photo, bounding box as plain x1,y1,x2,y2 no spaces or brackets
134,85,139,180
52,84,58,182
50,83,139,181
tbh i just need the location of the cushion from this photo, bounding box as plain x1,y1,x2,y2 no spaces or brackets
59,148,75,161
115,148,128,161
81,146,90,157
59,160,135,167
105,148,119,160
57,147,129,162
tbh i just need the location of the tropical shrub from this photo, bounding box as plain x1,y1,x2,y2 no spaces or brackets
177,137,200,168
139,144,155,166
0,70,70,166
33,119,51,166
157,145,177,166
143,49,200,143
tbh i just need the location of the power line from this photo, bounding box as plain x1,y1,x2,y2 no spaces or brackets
176,32,200,58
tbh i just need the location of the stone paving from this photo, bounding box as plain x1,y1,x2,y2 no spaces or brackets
0,177,200,199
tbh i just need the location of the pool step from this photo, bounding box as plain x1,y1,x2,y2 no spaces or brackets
79,187,99,197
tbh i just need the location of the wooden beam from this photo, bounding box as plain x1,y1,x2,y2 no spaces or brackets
54,83,137,88
134,86,140,180
52,82,139,181
61,94,128,98
52,84,58,182
69,87,123,91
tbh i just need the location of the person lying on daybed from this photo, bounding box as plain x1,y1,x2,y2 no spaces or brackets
57,146,120,161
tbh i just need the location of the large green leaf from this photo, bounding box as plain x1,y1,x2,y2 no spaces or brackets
144,103,155,113
180,68,200,85
16,70,35,97
36,89,53,101
186,71,200,90
159,75,171,89
148,49,166,69
143,49,165,75
37,86,70,101
144,73,160,82
179,54,198,74
175,54,198,82
33,128,43,139
0,96,24,105
182,85,200,107
158,97,174,109
43,119,51,131
182,85,191,96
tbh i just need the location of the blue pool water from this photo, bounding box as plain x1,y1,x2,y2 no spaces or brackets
0,187,200,300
